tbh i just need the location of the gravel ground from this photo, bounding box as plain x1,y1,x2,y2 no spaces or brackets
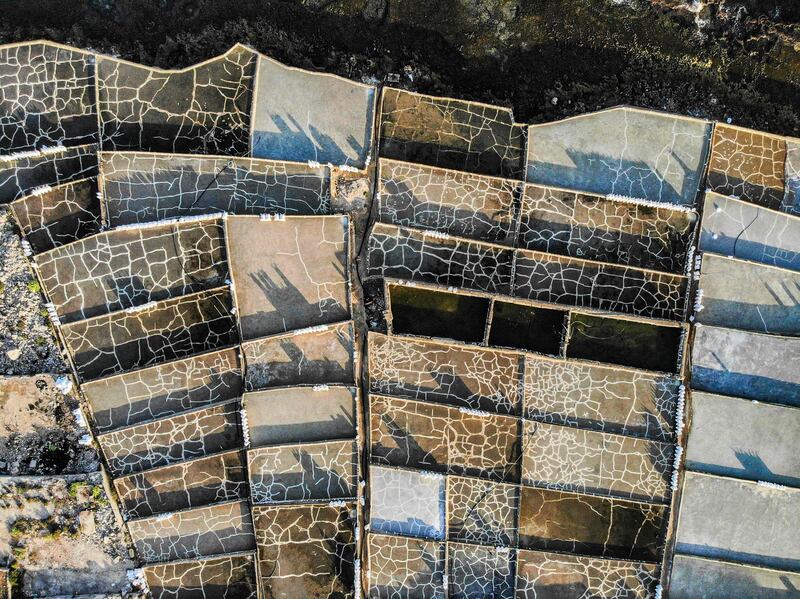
0,474,139,597
0,375,100,476
0,210,67,376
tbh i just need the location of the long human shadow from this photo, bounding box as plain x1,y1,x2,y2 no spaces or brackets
253,113,353,165
372,409,445,473
530,147,698,207
686,449,800,489
244,328,355,389
244,265,347,337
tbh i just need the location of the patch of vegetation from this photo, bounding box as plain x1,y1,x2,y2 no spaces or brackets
26,279,41,294
92,484,108,506
68,481,87,498
10,515,78,541
8,564,23,599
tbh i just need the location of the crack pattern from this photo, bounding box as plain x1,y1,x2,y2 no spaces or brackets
143,554,258,599
518,184,696,273
447,475,518,547
10,177,100,253
100,152,330,226
252,503,356,598
523,357,679,442
369,394,520,482
707,124,786,210
97,46,256,154
227,215,349,339
368,223,514,294
525,107,711,206
82,347,242,432
698,192,800,272
36,219,227,323
521,420,673,502
368,332,521,415
242,320,356,391
0,42,97,153
517,486,665,561
367,533,445,599
379,88,525,179
114,449,248,519
61,287,238,381
514,250,687,320
448,542,515,599
0,143,98,204
515,549,658,599
98,399,242,477
248,439,358,503
128,500,255,564
377,158,520,244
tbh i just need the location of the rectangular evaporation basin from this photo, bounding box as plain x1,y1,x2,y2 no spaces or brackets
251,54,375,168
61,287,239,381
487,300,566,354
368,332,522,416
516,549,658,599
388,283,490,343
0,42,98,153
10,178,101,253
706,123,786,211
82,347,242,433
447,475,519,547
242,320,355,391
100,152,331,226
97,399,242,477
143,554,258,599
523,355,679,442
368,222,514,294
113,449,247,520
522,420,673,503
369,394,520,483
369,465,446,540
247,439,358,503
0,143,98,204
513,250,688,321
675,472,800,571
252,503,355,599
226,215,350,340
378,88,525,179
668,554,800,599
699,192,800,273
367,533,445,599
685,391,800,487
691,324,800,407
96,46,256,155
127,500,255,564
377,158,521,245
696,253,800,335
525,107,711,207
518,183,697,273
243,385,357,446
565,313,684,374
36,218,227,323
448,542,515,599
517,486,666,562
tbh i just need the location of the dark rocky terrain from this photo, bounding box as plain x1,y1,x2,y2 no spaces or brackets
0,0,798,135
